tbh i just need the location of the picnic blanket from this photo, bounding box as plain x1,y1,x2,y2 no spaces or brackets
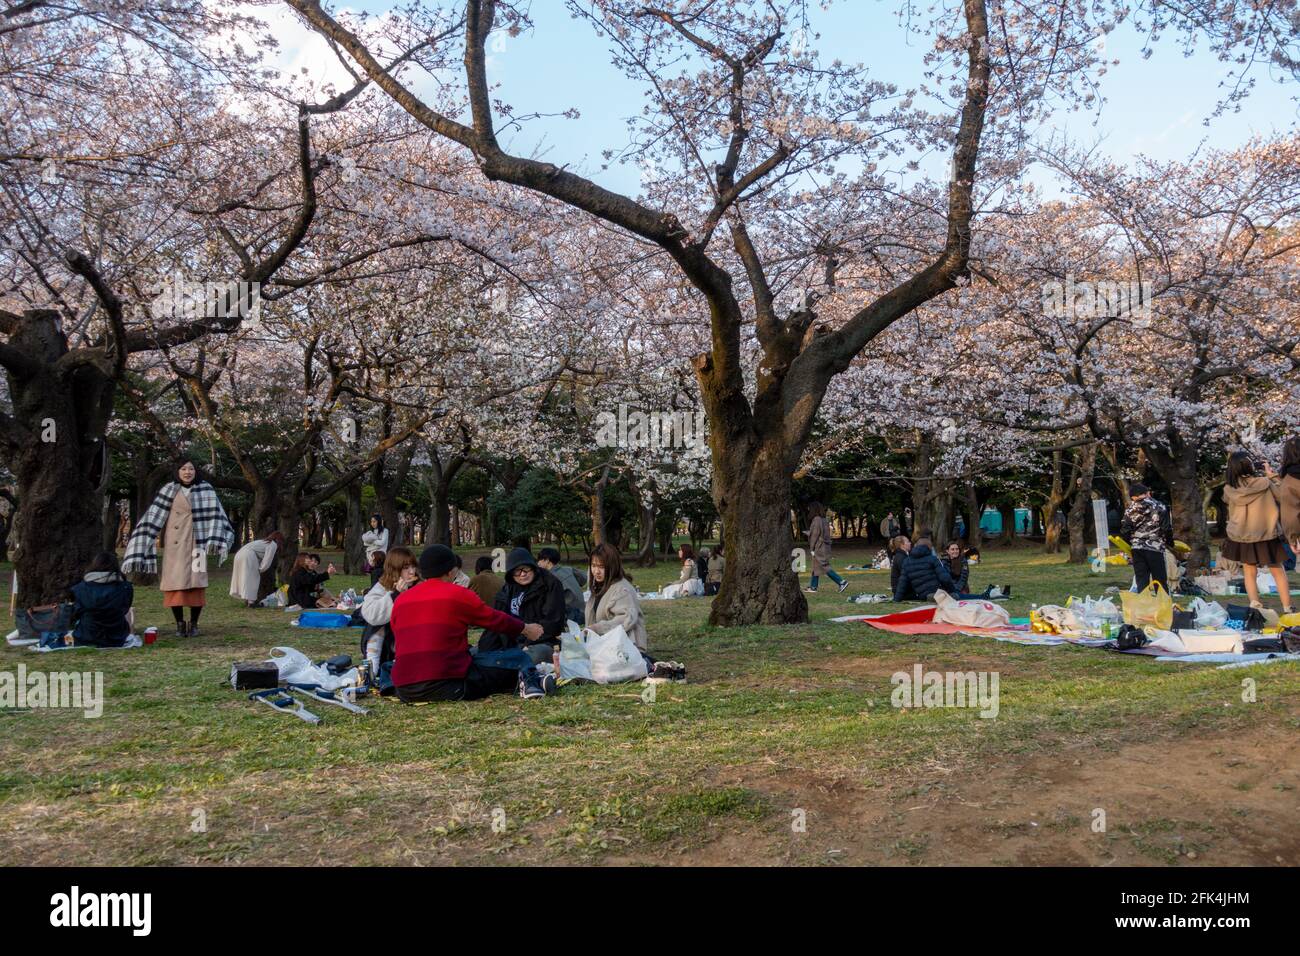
833,605,1030,639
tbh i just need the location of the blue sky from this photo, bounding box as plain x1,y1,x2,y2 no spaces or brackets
280,1,1297,193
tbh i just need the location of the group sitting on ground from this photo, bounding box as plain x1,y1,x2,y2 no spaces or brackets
361,540,672,704
893,531,1006,603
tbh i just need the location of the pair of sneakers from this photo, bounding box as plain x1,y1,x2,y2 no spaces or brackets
518,670,557,699
646,661,687,683
804,580,851,594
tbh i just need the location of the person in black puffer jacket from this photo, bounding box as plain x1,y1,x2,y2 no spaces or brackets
477,547,567,664
69,551,135,648
893,534,956,602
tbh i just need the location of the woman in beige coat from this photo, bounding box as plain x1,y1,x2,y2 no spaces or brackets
584,543,648,651
1279,437,1300,549
122,459,235,638
1222,451,1293,614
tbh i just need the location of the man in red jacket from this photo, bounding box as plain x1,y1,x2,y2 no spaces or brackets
391,545,551,703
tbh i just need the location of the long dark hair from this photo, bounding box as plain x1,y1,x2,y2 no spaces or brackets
370,513,384,531
589,542,628,601
1226,450,1256,489
1281,437,1300,474
807,501,826,519
263,530,285,547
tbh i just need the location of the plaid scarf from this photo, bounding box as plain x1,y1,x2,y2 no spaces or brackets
122,481,234,575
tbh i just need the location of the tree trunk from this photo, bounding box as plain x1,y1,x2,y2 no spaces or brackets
963,483,983,551
999,503,1016,546
1146,441,1210,573
1067,445,1097,563
708,438,806,627
627,475,658,567
343,480,365,574
3,310,116,606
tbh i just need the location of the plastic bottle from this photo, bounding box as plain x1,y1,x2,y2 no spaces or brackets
552,645,561,678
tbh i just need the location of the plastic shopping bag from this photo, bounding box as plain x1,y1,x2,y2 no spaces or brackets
266,646,359,691
1189,597,1228,629
586,625,648,684
559,623,594,682
1120,582,1173,630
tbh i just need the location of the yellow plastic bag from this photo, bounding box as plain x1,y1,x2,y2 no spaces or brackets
1279,612,1300,628
1120,582,1173,630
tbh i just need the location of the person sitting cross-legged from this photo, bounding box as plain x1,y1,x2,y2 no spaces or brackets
389,545,553,703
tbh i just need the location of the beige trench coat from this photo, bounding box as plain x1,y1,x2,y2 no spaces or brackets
159,490,208,591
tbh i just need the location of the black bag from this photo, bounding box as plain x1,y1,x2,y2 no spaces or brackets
1115,624,1150,650
1241,637,1286,654
1282,628,1300,654
16,602,75,643
1170,609,1196,632
1225,604,1265,632
230,661,279,690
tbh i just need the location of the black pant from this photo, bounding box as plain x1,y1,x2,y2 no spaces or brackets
1131,547,1168,593
396,661,519,703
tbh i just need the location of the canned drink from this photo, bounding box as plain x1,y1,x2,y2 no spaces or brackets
144,626,158,645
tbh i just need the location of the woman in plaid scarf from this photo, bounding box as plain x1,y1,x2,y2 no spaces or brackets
122,459,234,637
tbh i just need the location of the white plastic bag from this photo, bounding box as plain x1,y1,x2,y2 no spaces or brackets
266,646,359,691
586,625,648,684
1189,598,1228,628
1146,628,1242,654
559,628,593,682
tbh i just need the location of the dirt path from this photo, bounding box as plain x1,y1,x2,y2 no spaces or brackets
642,732,1299,866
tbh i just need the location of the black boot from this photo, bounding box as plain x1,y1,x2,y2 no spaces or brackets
176,621,188,638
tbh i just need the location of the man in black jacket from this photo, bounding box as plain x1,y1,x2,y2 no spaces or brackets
893,533,957,602
477,547,568,663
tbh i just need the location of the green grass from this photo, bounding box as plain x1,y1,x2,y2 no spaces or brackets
0,544,1296,865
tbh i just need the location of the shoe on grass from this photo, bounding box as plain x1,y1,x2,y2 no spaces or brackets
518,671,547,699
837,580,850,593
803,587,818,593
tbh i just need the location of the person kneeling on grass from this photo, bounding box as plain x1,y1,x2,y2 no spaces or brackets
478,547,567,665
69,551,134,648
892,532,956,603
389,545,553,702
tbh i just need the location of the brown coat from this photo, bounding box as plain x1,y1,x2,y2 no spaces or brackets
1223,476,1281,544
1279,474,1300,541
468,571,504,607
159,490,207,591
808,515,832,575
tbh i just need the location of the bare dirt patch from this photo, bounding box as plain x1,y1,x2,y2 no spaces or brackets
651,730,1300,866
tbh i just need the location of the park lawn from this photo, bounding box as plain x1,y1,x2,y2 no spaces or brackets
0,544,1296,866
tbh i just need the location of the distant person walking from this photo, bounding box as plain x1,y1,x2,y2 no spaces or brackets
805,501,848,593
880,512,901,540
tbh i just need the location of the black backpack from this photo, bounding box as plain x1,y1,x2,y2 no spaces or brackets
1115,624,1150,650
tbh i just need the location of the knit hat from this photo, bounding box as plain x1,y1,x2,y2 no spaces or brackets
418,545,458,580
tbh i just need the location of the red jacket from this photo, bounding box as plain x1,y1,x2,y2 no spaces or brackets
389,579,525,685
